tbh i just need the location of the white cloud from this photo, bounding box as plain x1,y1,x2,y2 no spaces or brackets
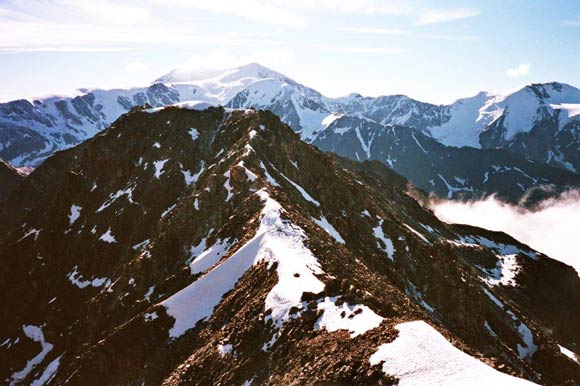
252,47,296,68
153,0,307,28
125,61,148,72
416,8,480,25
287,0,412,16
431,193,580,276
175,47,296,73
57,0,153,24
178,49,238,71
337,26,406,35
418,34,481,42
317,44,406,55
0,1,484,53
506,62,531,78
0,46,135,53
0,1,248,52
0,19,230,52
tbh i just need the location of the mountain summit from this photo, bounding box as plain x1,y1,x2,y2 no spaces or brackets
2,63,580,204
1,105,579,385
155,62,292,84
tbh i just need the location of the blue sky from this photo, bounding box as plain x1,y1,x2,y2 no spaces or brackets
0,0,579,103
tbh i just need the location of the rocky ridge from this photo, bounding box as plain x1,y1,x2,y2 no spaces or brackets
0,106,579,385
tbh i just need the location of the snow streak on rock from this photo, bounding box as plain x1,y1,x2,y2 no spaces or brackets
161,189,324,338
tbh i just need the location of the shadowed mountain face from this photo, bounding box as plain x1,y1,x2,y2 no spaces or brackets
1,106,579,385
2,64,580,207
312,115,580,205
0,160,25,201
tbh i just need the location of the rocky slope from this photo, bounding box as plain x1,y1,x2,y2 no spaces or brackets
3,63,580,205
479,83,580,172
1,106,579,385
0,64,284,167
0,160,25,201
224,72,580,175
312,115,580,204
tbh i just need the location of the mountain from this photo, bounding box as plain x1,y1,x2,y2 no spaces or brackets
0,160,25,201
329,83,580,173
0,64,283,167
1,106,579,385
226,74,329,140
479,83,580,172
3,63,580,203
311,115,580,204
224,75,580,174
155,62,292,86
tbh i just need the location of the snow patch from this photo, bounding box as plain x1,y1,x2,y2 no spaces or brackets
153,159,169,179
260,162,280,187
404,224,429,243
516,322,537,360
161,204,177,218
181,161,205,186
552,103,580,120
19,228,41,242
279,172,320,206
237,161,258,182
188,238,232,275
373,220,395,260
369,320,536,386
96,184,135,212
485,254,521,287
132,239,150,251
559,345,580,365
223,171,234,201
315,297,383,337
144,312,158,321
217,343,234,357
188,128,200,141
10,325,54,386
411,133,428,154
98,228,117,243
68,266,111,289
313,216,345,244
30,355,61,386
322,114,342,127
68,204,82,225
481,287,538,360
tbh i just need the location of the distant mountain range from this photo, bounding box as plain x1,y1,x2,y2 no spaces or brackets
2,63,580,203
1,106,578,384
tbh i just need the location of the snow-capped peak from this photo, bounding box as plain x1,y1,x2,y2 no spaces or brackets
155,62,290,85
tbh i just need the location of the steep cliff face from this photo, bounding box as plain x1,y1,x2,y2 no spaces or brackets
0,160,25,201
479,83,580,172
4,64,580,211
1,107,579,385
0,64,282,167
312,115,580,205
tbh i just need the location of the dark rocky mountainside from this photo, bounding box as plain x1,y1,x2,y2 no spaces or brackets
312,115,580,205
0,84,188,167
223,73,580,204
479,83,580,172
0,160,25,201
1,107,579,385
3,64,580,208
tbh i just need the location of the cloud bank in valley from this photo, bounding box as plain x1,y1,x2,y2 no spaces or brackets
431,191,580,276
